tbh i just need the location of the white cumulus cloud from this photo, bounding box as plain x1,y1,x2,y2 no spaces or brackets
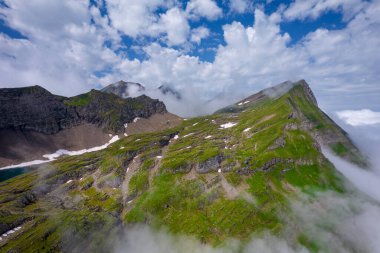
190,26,210,44
229,0,251,14
283,0,368,21
186,0,223,20
158,7,190,45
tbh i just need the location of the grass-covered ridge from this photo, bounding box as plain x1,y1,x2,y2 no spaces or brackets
0,81,363,252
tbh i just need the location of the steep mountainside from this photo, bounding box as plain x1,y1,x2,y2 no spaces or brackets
0,80,367,252
0,86,166,134
0,86,176,167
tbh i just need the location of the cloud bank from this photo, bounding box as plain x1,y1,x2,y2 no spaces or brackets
337,109,380,126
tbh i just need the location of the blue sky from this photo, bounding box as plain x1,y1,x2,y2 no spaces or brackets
0,0,379,122
79,0,348,62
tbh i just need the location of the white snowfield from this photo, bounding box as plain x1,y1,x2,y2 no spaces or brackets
220,122,237,129
205,135,212,139
43,136,120,160
0,136,120,170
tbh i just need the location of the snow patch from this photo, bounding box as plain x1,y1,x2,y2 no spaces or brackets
156,156,162,159
238,100,250,106
124,133,128,137
192,122,198,126
220,122,237,129
135,138,141,142
218,168,222,173
243,127,251,132
173,135,179,140
124,123,128,128
1,226,21,240
133,117,141,123
205,135,212,139
66,180,73,184
182,133,194,138
120,146,125,150
43,136,120,160
0,135,120,170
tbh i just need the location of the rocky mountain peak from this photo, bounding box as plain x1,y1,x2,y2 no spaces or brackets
293,79,318,106
101,80,145,98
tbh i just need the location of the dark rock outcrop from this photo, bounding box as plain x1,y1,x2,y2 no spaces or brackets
0,86,167,135
0,86,79,134
196,155,224,173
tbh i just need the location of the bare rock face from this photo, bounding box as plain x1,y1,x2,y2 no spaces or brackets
297,79,318,106
0,86,167,135
70,90,167,133
0,86,79,134
196,155,224,173
0,85,169,167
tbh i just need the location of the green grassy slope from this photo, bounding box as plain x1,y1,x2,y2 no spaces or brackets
0,81,364,252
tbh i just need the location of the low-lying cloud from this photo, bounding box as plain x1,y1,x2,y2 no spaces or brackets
112,190,380,253
336,109,380,126
113,225,310,253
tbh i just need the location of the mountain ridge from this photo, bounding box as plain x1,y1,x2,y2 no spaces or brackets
0,80,369,252
0,85,180,168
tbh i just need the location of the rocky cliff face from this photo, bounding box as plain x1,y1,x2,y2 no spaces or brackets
0,86,167,135
67,90,167,133
0,86,79,134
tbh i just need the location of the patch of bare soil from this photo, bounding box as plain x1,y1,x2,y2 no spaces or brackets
125,113,182,135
